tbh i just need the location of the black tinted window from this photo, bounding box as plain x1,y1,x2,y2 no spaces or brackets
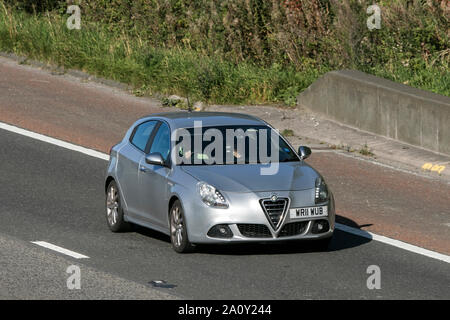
175,125,299,165
131,121,157,152
150,123,171,161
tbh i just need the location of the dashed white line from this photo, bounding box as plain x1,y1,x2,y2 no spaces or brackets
31,241,89,259
1,121,449,264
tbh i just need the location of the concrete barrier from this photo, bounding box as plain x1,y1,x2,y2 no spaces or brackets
297,70,450,155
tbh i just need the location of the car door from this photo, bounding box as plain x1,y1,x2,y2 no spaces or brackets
138,121,172,229
117,120,158,219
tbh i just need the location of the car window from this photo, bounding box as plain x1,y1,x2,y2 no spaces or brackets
175,125,299,165
149,122,171,161
131,121,157,152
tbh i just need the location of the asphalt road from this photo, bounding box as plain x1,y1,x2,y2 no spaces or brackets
1,129,449,299
1,56,449,255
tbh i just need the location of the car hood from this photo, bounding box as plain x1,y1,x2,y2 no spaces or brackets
181,162,319,193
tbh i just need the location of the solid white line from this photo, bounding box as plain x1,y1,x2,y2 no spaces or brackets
0,122,109,161
335,223,450,264
1,121,449,264
31,241,89,259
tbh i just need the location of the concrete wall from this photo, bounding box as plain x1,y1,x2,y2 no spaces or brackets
297,70,450,155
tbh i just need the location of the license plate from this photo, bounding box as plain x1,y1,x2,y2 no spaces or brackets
289,206,328,219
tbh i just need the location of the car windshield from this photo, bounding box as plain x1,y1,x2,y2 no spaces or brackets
173,125,299,166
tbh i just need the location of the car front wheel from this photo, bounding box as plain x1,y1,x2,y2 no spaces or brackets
106,180,130,232
169,200,194,253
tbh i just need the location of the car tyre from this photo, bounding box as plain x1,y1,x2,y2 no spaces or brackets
106,180,131,232
169,200,194,253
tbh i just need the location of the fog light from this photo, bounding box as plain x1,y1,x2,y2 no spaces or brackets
207,224,233,238
312,220,329,234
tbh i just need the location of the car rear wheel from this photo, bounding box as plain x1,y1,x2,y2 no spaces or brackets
106,180,130,232
169,200,194,253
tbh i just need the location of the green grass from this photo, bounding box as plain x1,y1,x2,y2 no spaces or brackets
281,129,295,137
359,144,374,157
0,7,326,105
0,3,448,106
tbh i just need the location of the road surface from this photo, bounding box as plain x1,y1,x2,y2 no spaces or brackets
0,56,449,299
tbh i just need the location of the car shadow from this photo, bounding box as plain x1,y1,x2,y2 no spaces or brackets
336,215,373,229
132,225,172,243
131,214,374,255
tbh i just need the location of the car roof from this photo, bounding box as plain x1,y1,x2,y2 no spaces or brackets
139,111,267,130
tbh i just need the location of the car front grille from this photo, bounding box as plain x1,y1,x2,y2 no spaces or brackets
237,224,272,238
279,221,308,237
260,198,288,230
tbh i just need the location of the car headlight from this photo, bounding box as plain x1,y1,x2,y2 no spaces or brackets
197,182,229,208
315,177,329,203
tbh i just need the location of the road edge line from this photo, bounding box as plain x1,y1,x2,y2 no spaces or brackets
0,121,109,161
335,223,450,264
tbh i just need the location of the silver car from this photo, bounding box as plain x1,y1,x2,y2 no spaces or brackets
105,112,335,253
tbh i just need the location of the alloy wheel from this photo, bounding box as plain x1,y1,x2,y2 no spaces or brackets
106,184,119,226
171,205,184,248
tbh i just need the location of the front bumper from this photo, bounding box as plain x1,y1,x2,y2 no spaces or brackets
184,189,335,244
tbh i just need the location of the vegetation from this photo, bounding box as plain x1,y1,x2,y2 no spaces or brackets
281,129,295,137
359,143,374,157
0,0,448,105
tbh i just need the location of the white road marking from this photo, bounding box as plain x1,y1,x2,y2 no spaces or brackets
31,241,89,259
335,223,450,264
0,122,109,161
1,121,449,264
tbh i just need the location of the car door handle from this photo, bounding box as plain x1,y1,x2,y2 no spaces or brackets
139,166,151,173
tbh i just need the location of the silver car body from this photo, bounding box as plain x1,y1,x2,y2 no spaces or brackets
105,112,335,243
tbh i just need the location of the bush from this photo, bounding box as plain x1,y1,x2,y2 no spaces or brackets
3,0,62,13
0,0,448,103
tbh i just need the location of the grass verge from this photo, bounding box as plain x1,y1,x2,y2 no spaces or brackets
0,6,328,105
0,3,448,105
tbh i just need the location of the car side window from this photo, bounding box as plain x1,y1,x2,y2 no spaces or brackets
131,121,157,152
149,122,171,161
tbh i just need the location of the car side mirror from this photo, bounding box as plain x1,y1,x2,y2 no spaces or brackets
145,153,165,166
298,146,312,160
